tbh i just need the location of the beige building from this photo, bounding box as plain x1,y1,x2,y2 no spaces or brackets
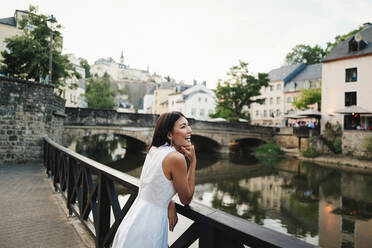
321,23,372,131
62,54,87,108
152,82,175,114
250,64,306,127
0,10,28,64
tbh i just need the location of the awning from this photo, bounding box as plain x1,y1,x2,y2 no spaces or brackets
284,114,302,119
297,109,321,117
334,105,372,114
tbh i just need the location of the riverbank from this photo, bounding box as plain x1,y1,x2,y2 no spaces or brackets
283,148,372,172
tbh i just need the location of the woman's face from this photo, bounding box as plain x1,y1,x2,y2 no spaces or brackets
169,116,192,147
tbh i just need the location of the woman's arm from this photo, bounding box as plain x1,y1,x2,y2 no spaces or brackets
163,145,196,205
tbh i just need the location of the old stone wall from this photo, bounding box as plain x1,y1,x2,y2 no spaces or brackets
0,77,65,163
343,130,372,157
273,134,308,149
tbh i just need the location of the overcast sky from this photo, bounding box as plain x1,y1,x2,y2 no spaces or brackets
2,0,372,88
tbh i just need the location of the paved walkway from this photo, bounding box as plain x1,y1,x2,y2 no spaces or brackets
0,163,93,248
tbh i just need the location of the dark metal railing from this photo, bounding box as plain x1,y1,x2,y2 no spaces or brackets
43,137,315,248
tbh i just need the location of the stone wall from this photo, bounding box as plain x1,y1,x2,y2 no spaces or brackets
273,134,308,149
0,77,65,163
343,130,372,157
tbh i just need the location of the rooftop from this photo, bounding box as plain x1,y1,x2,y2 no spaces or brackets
323,23,372,62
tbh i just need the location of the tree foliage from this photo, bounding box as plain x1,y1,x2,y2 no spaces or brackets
79,58,91,78
0,5,80,89
285,44,326,65
292,87,321,111
211,61,269,122
85,73,116,109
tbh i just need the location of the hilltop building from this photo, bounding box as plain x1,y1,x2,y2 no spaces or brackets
90,53,163,83
321,22,372,131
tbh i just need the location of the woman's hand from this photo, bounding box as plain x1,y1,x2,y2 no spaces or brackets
168,200,178,232
180,145,196,164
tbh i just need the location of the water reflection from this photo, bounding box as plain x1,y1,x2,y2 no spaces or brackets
67,134,372,247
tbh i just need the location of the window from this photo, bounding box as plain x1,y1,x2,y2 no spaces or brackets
276,84,281,91
191,108,196,116
269,110,274,118
276,97,281,104
287,97,292,103
256,110,259,117
345,68,357,82
200,109,205,117
263,110,267,117
270,98,273,105
270,86,273,91
276,109,280,117
345,92,357,106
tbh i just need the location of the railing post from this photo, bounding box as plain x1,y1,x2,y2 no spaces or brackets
96,174,110,248
199,223,215,248
67,157,75,216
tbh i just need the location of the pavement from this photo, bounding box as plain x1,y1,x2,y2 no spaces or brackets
0,163,94,248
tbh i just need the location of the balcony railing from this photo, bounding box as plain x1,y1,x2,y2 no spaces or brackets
43,136,315,248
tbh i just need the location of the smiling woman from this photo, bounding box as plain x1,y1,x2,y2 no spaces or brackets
112,111,197,248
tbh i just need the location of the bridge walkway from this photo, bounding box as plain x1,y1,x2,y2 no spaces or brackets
0,163,93,248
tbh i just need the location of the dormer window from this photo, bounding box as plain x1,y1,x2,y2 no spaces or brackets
348,33,368,52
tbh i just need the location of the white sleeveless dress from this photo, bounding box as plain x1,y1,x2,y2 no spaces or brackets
112,144,176,248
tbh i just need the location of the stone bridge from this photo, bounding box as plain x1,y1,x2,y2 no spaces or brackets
63,108,273,153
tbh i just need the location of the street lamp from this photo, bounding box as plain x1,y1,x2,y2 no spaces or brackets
47,15,57,84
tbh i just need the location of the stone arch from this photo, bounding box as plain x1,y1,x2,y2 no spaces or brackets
63,127,152,153
191,134,221,153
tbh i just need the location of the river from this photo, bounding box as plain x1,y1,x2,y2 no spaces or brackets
67,134,372,248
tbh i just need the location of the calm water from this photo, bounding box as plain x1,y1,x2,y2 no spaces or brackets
68,134,372,248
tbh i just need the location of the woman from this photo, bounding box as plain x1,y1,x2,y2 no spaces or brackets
112,111,197,248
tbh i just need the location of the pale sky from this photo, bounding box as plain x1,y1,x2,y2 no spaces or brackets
2,0,372,88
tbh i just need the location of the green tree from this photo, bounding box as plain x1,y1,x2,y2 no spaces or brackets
211,61,269,122
326,26,364,53
79,58,91,78
85,73,116,109
0,5,80,89
292,87,321,111
285,44,326,65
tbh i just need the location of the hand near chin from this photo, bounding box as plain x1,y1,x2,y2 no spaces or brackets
180,145,196,164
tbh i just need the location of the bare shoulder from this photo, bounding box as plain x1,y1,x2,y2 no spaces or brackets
163,151,187,169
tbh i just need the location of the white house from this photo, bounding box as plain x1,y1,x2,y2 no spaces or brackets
322,23,372,130
168,83,216,121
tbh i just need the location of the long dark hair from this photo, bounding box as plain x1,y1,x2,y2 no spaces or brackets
149,111,185,149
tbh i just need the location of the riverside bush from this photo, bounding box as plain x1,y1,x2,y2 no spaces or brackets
255,142,283,155
301,148,322,158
